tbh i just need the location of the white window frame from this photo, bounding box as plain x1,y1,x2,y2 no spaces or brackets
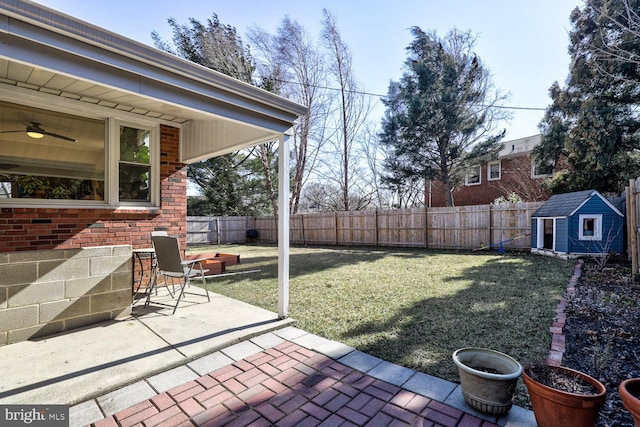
465,165,482,186
578,214,602,241
487,161,501,181
0,88,160,208
532,158,554,178
112,120,159,207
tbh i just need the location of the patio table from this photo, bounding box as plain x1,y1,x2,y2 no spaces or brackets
132,247,156,303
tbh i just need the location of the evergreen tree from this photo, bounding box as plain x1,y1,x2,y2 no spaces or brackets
379,28,508,207
153,15,277,215
536,0,640,194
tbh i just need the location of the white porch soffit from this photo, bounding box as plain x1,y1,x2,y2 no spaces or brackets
0,1,307,164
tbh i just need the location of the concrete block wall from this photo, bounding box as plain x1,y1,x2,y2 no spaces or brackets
0,245,133,346
0,124,187,344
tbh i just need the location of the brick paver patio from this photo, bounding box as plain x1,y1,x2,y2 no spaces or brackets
90,340,497,427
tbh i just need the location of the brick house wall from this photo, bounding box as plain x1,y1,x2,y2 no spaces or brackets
427,153,550,207
0,124,187,345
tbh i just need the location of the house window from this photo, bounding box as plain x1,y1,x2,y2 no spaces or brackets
119,125,152,203
488,161,501,181
0,101,105,201
0,100,158,206
579,214,602,240
532,158,554,178
465,165,481,186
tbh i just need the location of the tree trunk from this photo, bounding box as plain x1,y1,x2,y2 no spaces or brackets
259,145,278,215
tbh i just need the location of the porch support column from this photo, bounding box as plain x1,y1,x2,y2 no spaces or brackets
277,130,291,318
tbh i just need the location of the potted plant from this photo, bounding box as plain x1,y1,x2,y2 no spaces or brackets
14,175,50,198
452,347,523,415
620,378,640,426
522,364,606,427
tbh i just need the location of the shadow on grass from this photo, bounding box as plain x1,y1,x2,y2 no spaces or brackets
196,244,573,406
340,254,572,383
200,244,436,283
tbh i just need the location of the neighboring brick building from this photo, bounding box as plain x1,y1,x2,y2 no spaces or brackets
427,135,552,207
0,1,305,345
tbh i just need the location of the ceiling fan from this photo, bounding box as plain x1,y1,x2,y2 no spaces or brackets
0,122,77,142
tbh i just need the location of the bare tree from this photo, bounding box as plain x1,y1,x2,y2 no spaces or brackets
320,9,372,211
248,18,330,215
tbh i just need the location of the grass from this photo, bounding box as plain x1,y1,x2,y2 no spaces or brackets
189,244,574,405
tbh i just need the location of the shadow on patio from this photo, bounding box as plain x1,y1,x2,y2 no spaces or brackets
0,287,294,405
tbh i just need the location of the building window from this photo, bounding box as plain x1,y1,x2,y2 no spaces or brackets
119,125,152,203
465,165,481,186
578,214,602,240
488,161,501,180
532,158,554,178
0,100,158,206
0,101,105,202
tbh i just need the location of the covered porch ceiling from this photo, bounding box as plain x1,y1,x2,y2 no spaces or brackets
0,1,306,163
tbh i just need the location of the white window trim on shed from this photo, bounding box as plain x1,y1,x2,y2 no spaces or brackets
578,214,603,241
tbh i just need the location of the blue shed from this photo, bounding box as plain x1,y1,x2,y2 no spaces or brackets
531,189,625,257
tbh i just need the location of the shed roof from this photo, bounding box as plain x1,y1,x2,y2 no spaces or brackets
531,189,623,218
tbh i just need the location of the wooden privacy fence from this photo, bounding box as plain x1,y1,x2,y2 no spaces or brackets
187,202,543,251
626,178,640,274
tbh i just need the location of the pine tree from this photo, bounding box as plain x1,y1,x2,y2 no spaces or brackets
536,0,640,194
379,28,508,207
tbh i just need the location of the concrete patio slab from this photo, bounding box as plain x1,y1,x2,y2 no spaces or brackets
0,318,181,405
0,290,294,406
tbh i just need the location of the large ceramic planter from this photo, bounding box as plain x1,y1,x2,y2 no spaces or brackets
452,347,523,415
620,378,640,427
522,365,606,427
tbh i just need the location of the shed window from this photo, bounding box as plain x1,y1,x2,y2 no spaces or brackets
465,165,481,186
579,214,602,240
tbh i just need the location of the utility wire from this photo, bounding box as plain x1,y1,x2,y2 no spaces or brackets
274,78,548,111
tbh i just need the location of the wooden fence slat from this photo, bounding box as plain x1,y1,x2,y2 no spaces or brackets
187,202,545,251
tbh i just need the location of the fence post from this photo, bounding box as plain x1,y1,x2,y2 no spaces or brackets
627,184,632,262
630,179,638,275
374,209,379,247
488,204,493,248
424,207,429,248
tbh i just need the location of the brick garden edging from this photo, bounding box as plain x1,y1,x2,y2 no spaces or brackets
546,259,583,366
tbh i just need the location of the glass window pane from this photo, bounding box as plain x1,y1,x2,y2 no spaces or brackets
119,164,150,201
0,101,105,200
489,163,500,179
120,126,150,164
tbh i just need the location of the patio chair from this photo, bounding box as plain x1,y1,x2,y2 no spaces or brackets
148,235,210,314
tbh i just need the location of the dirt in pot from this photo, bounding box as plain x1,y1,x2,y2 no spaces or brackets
526,365,600,395
469,365,503,375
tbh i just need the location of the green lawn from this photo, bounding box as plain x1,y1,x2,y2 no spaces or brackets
190,244,573,405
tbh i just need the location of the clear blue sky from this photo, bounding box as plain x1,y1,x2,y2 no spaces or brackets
33,0,583,141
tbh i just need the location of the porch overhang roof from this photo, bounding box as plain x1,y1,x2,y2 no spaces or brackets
0,0,307,163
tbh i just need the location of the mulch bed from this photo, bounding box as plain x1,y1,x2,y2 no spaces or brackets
562,257,640,426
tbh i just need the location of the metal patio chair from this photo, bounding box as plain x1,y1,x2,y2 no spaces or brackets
148,235,210,314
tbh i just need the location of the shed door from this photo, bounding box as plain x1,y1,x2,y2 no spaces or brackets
543,219,554,250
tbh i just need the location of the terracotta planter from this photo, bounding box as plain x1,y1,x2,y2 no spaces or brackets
522,365,606,427
452,347,522,415
620,378,640,427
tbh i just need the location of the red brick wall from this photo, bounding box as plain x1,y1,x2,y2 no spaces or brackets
426,154,550,207
0,124,187,252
